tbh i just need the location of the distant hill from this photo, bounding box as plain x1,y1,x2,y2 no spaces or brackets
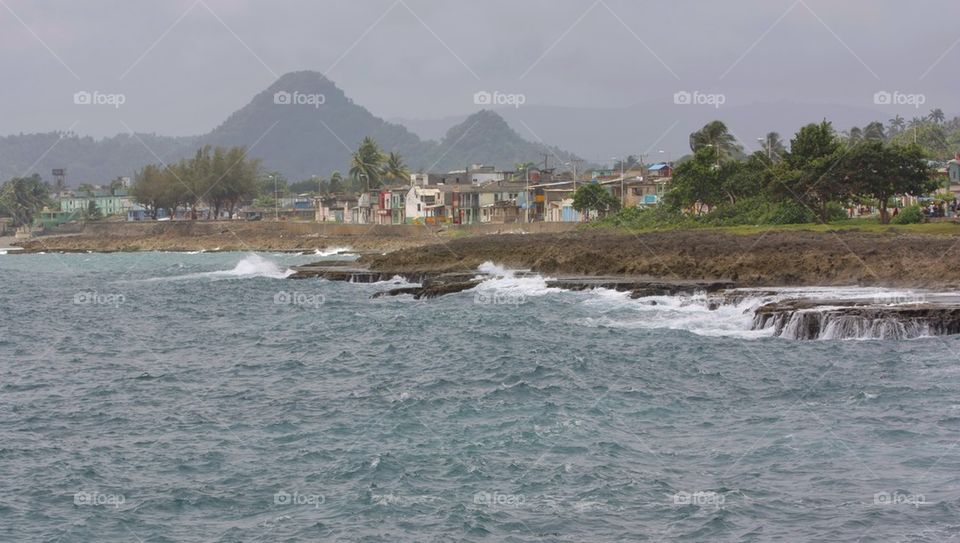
0,71,584,186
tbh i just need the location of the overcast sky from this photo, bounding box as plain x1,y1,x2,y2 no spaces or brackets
3,0,958,139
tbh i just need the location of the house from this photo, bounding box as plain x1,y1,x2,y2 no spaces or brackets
405,186,445,224
947,154,960,194
441,185,482,224
316,195,357,222
59,191,134,217
647,162,673,178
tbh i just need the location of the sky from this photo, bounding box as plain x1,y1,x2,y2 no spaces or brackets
2,0,959,141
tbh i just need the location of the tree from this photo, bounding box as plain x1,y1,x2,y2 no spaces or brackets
889,115,906,136
513,162,536,182
328,171,344,193
845,126,863,145
843,142,934,224
663,147,722,213
890,122,949,158
863,121,886,142
613,155,641,172
929,108,946,125
77,183,96,197
760,132,786,162
349,137,385,191
778,121,848,222
572,183,620,217
109,176,126,194
688,120,743,161
85,200,103,221
382,152,410,185
0,174,49,227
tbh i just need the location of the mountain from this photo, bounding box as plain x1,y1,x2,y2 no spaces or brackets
419,109,581,172
0,71,584,186
398,101,911,164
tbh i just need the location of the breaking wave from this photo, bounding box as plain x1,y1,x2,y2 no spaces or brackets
136,254,293,282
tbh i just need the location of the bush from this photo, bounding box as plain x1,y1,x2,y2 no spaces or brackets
764,200,815,224
892,205,925,224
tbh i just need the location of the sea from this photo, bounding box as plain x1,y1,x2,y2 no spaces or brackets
1,251,958,542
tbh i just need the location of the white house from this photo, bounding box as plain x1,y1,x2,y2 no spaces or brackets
405,186,443,224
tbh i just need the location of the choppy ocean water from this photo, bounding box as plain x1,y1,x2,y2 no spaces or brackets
1,251,959,542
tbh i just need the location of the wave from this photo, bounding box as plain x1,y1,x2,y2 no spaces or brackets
135,254,293,282
576,286,954,341
471,261,562,298
315,246,353,257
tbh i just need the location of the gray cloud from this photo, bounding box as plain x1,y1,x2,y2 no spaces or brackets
2,0,957,145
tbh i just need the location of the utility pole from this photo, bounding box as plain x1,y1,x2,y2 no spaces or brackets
571,159,583,190
525,168,530,223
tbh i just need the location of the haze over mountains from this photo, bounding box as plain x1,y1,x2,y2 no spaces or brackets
395,101,917,163
0,71,581,186
1,70,946,186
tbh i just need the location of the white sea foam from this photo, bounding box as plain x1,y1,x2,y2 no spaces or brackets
135,254,293,282
471,261,561,298
576,286,952,340
315,246,353,257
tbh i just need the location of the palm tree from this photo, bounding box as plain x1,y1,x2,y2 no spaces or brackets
381,152,410,186
328,171,344,193
908,116,925,129
929,108,946,125
844,126,864,144
761,132,786,161
349,137,384,191
513,162,536,181
889,115,905,135
689,121,743,161
862,121,886,142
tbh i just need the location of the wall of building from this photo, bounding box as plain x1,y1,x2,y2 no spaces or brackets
78,220,579,239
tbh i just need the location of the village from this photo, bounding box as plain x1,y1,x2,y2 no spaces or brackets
14,161,675,233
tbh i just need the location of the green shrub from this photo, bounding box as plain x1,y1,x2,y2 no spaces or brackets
892,205,925,224
764,200,815,224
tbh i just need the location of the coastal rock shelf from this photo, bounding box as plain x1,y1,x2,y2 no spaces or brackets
289,261,960,340
752,298,960,340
